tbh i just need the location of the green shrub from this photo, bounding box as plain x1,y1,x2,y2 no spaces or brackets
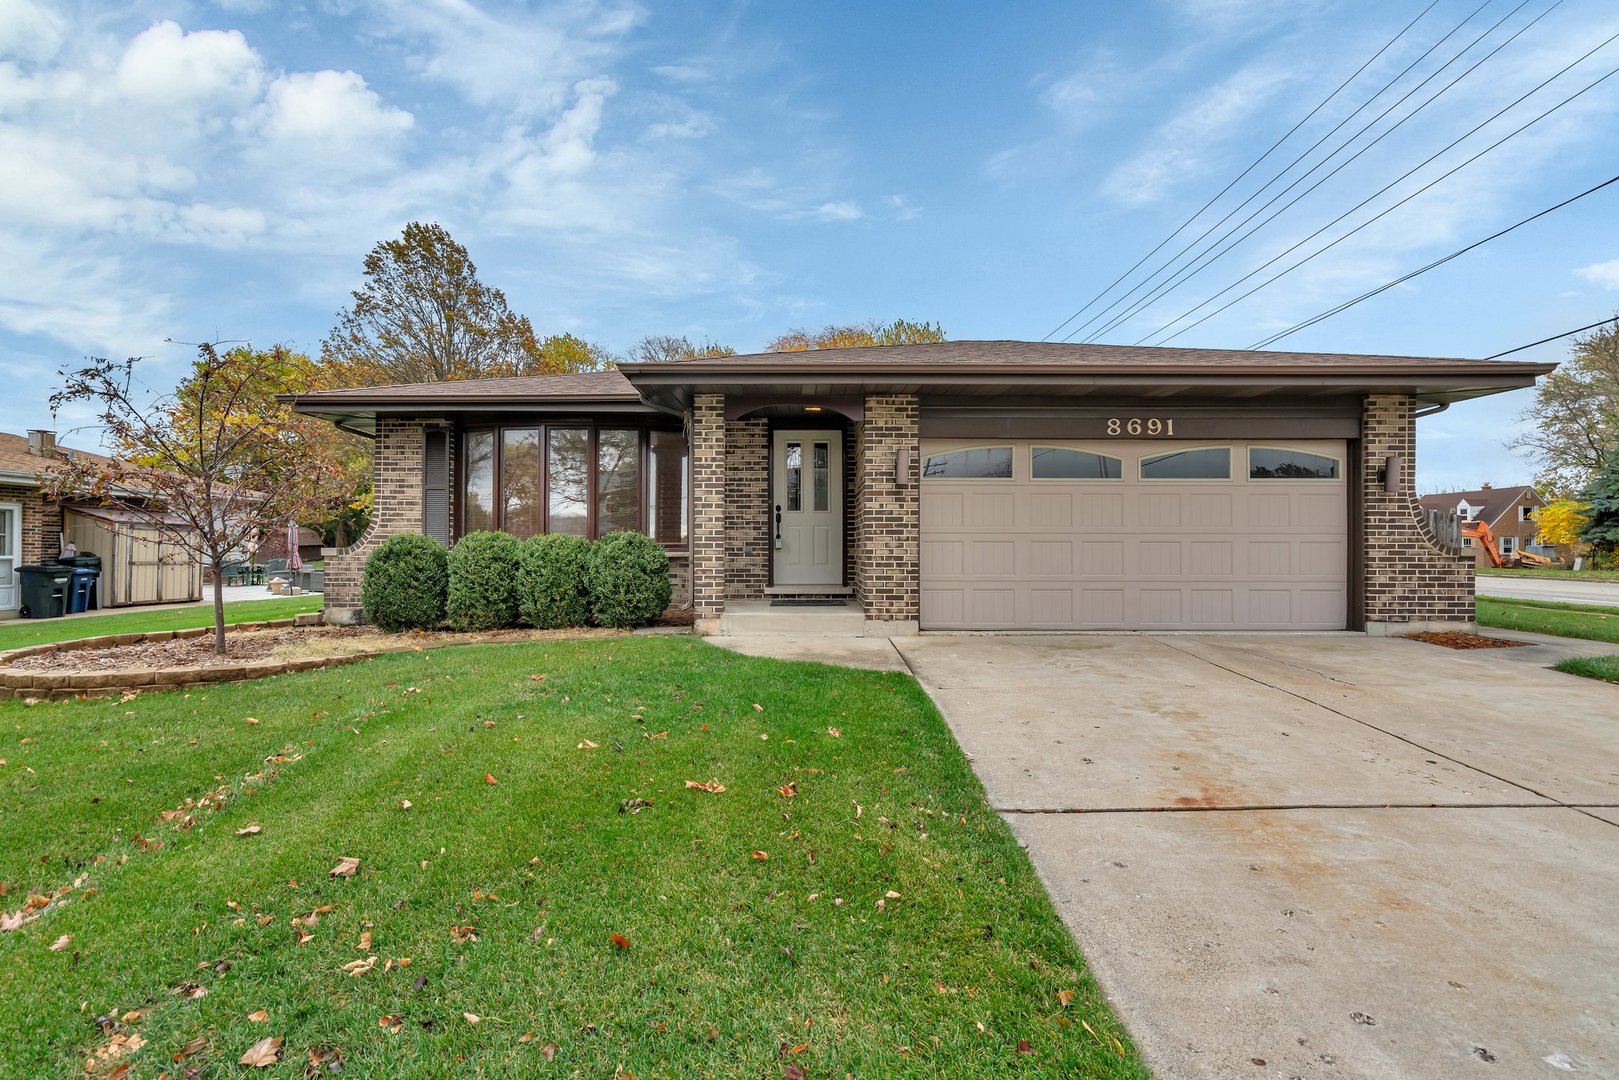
446,530,526,631
586,530,672,628
519,533,593,629
360,532,447,632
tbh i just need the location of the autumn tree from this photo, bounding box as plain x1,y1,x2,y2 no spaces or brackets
50,345,341,653
1512,319,1619,497
626,335,737,363
1532,499,1590,549
767,318,945,353
321,222,611,385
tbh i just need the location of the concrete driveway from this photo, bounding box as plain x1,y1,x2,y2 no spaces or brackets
891,634,1619,1079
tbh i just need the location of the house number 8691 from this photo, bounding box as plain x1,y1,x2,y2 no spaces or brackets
1106,418,1174,436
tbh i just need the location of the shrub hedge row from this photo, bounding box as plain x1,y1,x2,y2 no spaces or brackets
361,530,671,632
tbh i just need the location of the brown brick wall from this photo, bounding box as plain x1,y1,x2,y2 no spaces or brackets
1362,395,1474,627
323,418,437,623
691,395,727,619
725,419,769,599
1,483,63,569
855,395,920,622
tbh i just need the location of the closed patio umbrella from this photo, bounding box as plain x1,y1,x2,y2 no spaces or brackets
286,521,303,573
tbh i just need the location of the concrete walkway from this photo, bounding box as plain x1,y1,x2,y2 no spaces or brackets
890,634,1619,1079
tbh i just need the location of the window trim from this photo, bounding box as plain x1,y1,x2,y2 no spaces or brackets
1138,445,1233,482
921,444,1017,481
1246,445,1344,481
1028,444,1124,482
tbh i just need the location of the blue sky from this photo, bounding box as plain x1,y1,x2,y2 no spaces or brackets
2,0,1617,491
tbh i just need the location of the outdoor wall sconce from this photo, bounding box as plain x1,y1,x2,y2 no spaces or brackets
896,446,913,486
1382,454,1403,494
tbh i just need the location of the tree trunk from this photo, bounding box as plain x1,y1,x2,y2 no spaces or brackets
212,561,227,655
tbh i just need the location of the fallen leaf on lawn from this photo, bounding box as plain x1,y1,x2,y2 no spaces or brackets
239,1035,283,1067
609,933,630,949
885,890,901,899
529,673,545,681
120,1009,144,1023
412,974,428,992
244,717,259,725
49,933,71,951
0,910,23,932
247,1009,269,1022
777,782,798,798
518,1032,534,1043
1057,989,1075,1007
341,956,378,977
827,727,840,737
484,773,498,786
173,1035,208,1060
483,720,497,728
539,1043,559,1060
357,929,372,951
876,899,886,911
449,924,480,945
400,799,412,810
307,1046,345,1072
379,1015,403,1034
751,851,769,861
642,730,668,740
783,1065,807,1080
231,823,261,839
104,1064,131,1080
329,857,360,878
577,740,599,750
463,1013,480,1025
1016,1039,1033,1054
172,982,207,999
683,780,725,794
788,1042,809,1054
853,802,863,820
294,928,314,946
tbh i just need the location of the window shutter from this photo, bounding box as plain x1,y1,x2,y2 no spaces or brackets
422,429,450,545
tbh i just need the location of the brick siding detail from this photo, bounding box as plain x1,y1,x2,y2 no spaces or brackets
1362,394,1474,627
725,419,769,599
1,483,64,573
691,394,727,619
855,395,920,622
323,418,439,623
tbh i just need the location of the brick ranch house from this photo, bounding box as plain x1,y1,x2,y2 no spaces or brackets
287,341,1551,636
1418,485,1562,568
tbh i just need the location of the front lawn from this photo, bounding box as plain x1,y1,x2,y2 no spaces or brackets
1552,655,1619,684
1476,597,1619,645
0,596,324,652
0,637,1141,1077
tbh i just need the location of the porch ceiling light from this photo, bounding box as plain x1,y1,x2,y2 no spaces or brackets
804,405,823,412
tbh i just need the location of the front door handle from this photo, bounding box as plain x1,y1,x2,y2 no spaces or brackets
774,504,783,549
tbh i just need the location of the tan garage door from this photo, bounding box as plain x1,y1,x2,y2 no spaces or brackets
919,439,1348,630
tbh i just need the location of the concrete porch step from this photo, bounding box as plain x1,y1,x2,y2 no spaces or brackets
717,599,867,637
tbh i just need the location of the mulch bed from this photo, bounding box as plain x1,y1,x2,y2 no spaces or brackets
1404,631,1528,650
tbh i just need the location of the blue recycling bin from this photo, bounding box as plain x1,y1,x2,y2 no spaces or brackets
68,568,98,614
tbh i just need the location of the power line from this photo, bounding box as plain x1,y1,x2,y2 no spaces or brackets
1059,0,1501,343
1246,173,1619,349
1037,0,1445,342
1093,0,1560,345
1143,34,1619,347
1485,316,1619,359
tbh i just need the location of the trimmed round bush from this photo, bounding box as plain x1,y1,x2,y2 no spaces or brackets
446,530,526,631
519,533,593,629
586,530,672,629
360,532,447,631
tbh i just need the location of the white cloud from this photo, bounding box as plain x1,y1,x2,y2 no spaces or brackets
257,69,413,155
116,21,263,112
650,63,713,84
814,200,862,222
885,194,920,221
0,0,65,65
1577,259,1619,291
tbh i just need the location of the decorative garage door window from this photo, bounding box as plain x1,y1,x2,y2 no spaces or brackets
1139,446,1231,480
1248,447,1340,480
1031,446,1122,480
922,446,1013,479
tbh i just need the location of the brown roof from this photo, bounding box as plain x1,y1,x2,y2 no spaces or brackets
287,369,638,406
0,431,117,487
1418,486,1541,528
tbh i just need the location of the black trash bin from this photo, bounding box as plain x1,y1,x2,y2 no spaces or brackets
17,564,74,619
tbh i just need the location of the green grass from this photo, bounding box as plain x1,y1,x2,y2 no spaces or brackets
1477,597,1619,645
0,637,1142,1078
0,596,323,652
1478,567,1619,582
1552,655,1619,684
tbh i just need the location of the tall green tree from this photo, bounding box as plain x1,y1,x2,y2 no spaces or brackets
321,223,611,385
767,318,945,353
1577,449,1619,562
1512,318,1619,498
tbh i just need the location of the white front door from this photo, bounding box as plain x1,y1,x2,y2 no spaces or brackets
0,503,19,612
772,430,843,587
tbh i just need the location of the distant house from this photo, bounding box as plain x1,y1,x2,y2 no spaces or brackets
1417,485,1558,567
0,429,201,617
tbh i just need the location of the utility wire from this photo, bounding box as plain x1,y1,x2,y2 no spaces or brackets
1485,316,1619,358
1037,0,1444,342
1143,32,1619,347
1093,0,1558,344
1246,173,1619,349
1060,0,1500,343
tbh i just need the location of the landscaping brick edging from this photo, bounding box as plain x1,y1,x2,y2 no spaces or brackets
0,613,378,702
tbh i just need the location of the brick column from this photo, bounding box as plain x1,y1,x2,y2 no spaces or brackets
725,418,769,599
691,394,727,631
855,394,920,634
323,418,442,625
1361,394,1474,632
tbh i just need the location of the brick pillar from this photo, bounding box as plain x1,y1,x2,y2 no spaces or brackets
855,394,920,633
691,394,727,631
1361,394,1474,632
725,419,769,599
323,418,442,625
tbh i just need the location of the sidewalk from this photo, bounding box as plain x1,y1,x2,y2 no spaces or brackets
62,583,317,621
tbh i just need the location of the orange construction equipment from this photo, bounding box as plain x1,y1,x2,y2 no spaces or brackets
1462,518,1552,568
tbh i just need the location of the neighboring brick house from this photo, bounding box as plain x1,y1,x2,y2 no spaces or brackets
1417,485,1559,567
288,341,1551,635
